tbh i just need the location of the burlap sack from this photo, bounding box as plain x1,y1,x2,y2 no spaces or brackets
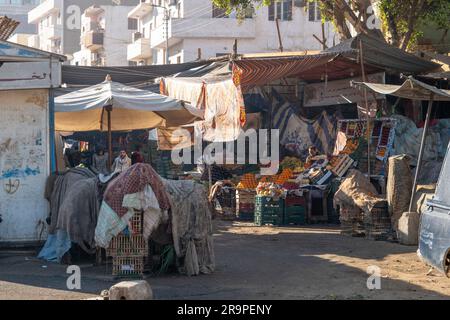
386,155,413,231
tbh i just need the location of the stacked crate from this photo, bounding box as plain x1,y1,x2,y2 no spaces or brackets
254,196,283,226
215,186,237,220
283,194,307,225
107,210,148,277
339,205,364,236
363,201,392,240
236,189,256,221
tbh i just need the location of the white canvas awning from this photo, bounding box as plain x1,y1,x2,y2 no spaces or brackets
351,76,450,101
55,80,204,131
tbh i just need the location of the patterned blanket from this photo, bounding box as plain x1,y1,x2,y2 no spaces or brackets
103,163,170,217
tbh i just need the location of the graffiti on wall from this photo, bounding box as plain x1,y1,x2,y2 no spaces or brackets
0,96,47,194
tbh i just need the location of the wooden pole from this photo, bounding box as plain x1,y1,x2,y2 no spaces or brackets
359,39,371,176
321,22,327,50
105,105,113,170
275,18,283,52
408,95,434,212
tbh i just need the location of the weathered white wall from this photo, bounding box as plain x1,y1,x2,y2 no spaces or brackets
104,6,136,66
0,89,50,244
148,0,337,65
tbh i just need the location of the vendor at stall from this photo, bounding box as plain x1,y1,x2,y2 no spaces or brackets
112,150,131,173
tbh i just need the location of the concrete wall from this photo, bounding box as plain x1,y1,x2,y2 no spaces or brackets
104,6,136,66
0,89,50,244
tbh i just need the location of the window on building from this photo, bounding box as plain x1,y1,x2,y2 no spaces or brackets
268,0,292,21
128,18,138,30
212,4,228,18
177,56,181,64
308,0,321,21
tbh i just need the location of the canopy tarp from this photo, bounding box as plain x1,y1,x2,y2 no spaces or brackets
352,76,450,213
352,76,450,101
55,80,204,132
160,75,245,143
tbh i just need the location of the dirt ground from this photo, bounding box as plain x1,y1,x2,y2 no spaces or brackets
1,220,450,300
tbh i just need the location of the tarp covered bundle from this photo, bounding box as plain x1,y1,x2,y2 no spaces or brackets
94,163,215,276
95,163,170,247
54,81,204,132
271,90,340,159
39,167,102,262
162,179,215,276
391,114,450,164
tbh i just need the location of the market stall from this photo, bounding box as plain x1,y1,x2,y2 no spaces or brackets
40,79,213,277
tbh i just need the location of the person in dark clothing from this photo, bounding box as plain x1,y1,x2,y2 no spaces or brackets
71,145,82,167
131,145,144,165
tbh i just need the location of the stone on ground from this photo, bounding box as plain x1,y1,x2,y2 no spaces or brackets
109,280,153,300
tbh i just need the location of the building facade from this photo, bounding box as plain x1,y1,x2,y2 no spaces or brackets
72,5,138,66
28,0,138,62
127,0,338,65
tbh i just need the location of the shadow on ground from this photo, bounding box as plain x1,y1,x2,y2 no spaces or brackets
0,220,449,299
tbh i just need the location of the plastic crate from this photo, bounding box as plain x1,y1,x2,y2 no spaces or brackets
112,256,145,277
238,203,255,213
254,196,283,226
106,234,149,257
283,205,306,225
238,211,255,221
236,189,256,203
284,195,306,207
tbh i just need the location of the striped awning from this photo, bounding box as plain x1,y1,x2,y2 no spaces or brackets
232,53,341,88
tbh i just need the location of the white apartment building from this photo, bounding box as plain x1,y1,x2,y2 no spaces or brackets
127,0,338,65
72,5,138,66
28,0,65,54
28,0,138,63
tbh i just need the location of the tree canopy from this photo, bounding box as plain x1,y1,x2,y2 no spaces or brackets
211,0,450,51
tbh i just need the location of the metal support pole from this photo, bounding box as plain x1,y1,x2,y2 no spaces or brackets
408,96,434,212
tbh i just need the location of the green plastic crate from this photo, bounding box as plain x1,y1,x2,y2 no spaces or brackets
254,196,283,226
283,205,306,225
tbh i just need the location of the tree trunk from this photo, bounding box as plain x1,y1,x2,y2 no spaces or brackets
400,0,425,50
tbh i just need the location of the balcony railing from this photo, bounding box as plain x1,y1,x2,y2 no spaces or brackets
82,31,104,50
127,37,151,61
